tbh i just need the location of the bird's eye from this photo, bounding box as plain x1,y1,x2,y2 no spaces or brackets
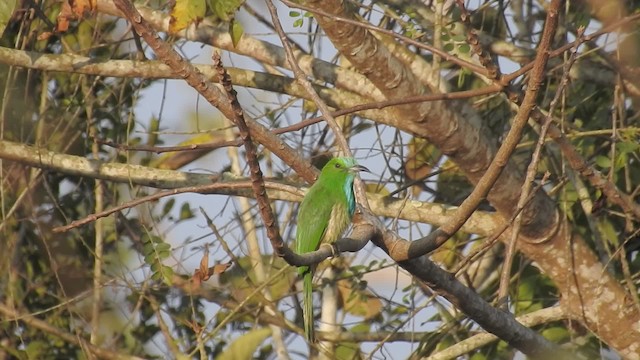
335,163,341,168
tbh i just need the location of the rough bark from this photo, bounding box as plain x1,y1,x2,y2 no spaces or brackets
304,0,556,239
303,0,640,356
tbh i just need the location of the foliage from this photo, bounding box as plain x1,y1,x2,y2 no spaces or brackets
0,0,639,359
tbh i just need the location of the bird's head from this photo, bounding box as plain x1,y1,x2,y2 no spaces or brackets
320,157,370,177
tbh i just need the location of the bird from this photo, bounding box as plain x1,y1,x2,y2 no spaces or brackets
296,156,369,343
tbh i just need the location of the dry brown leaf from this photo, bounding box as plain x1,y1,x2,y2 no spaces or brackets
199,247,210,276
37,32,54,41
56,1,73,32
54,0,96,34
337,279,382,320
211,262,232,275
191,259,232,289
70,0,96,17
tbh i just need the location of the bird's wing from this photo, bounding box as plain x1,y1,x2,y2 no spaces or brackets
296,183,334,256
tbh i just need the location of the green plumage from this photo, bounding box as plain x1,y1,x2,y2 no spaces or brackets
296,157,368,342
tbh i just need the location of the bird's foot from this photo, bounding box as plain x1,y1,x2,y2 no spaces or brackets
321,243,339,258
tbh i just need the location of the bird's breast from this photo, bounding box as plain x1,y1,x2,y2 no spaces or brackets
322,202,351,244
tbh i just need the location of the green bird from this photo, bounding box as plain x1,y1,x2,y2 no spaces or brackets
296,157,369,342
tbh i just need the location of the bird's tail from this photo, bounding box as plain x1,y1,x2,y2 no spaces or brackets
302,270,314,343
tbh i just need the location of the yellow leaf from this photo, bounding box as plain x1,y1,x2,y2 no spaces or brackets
365,183,390,196
170,0,206,33
150,132,227,170
215,328,272,360
405,137,441,181
337,279,382,320
230,19,243,47
220,256,295,305
71,0,96,17
430,232,465,269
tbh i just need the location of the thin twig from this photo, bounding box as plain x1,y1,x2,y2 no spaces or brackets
366,0,563,262
280,0,491,78
97,84,501,155
453,173,551,275
213,52,286,258
501,12,640,84
52,180,300,233
213,56,291,359
497,26,585,308
453,0,501,80
112,0,317,184
0,304,145,360
262,0,374,214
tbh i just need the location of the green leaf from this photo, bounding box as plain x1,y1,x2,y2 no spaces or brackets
162,198,175,219
179,202,195,220
25,340,48,360
293,18,303,28
215,327,272,360
142,233,173,284
143,242,155,256
392,305,410,315
156,242,172,257
147,117,160,146
150,262,161,273
289,11,300,17
211,0,246,22
156,242,171,252
336,340,361,360
599,218,620,247
337,322,367,358
470,353,487,360
151,270,162,281
220,256,295,304
595,155,611,169
542,326,569,342
144,253,155,265
230,19,244,48
160,266,174,285
617,140,639,154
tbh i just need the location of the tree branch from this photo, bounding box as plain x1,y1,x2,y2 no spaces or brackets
112,0,317,184
0,139,500,233
362,213,568,359
95,0,384,102
211,53,286,257
496,0,566,306
0,304,145,360
426,307,567,360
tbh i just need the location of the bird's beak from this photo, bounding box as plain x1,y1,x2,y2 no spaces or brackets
351,164,370,173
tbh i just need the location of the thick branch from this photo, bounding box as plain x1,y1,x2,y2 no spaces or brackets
112,0,317,184
281,212,373,266
0,139,499,233
427,307,567,360
95,0,384,102
362,213,569,359
299,0,640,355
303,0,556,242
